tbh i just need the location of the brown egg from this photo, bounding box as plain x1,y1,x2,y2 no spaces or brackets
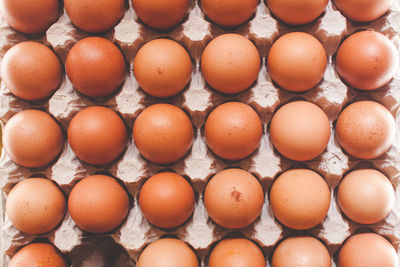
334,0,392,22
68,175,129,233
338,233,398,267
267,0,328,25
9,243,67,267
335,101,395,159
66,37,126,98
137,238,199,267
204,102,262,160
272,236,331,267
139,172,195,228
201,0,258,27
270,169,330,230
204,168,264,229
2,110,63,168
336,31,398,91
201,33,260,94
267,32,327,92
1,42,62,101
208,238,265,267
338,169,394,224
270,101,330,161
133,104,194,164
132,0,189,30
133,39,192,98
67,106,127,165
64,0,124,33
0,0,59,34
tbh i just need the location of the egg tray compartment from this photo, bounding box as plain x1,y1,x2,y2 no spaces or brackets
1,0,400,266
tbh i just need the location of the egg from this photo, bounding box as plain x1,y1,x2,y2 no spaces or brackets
335,101,395,159
133,104,194,164
201,33,260,94
270,101,330,161
270,169,330,230
336,31,398,91
267,32,327,92
204,168,264,229
68,175,129,234
338,233,398,267
2,110,63,168
137,238,199,267
338,169,394,224
64,0,125,33
0,0,59,34
133,39,192,98
267,0,328,25
334,0,393,22
132,0,189,30
208,238,265,267
1,42,62,101
139,172,195,228
9,243,67,267
201,0,258,27
66,37,126,98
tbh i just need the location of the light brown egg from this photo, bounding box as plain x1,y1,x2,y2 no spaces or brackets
205,102,263,160
133,104,194,164
336,31,398,91
338,233,398,267
272,236,331,267
201,33,260,94
67,106,127,165
335,101,395,159
204,168,264,229
201,0,258,27
338,169,394,224
9,243,67,267
64,0,124,33
2,110,63,168
0,0,59,34
133,39,192,98
132,0,189,30
137,238,199,267
270,169,330,230
1,42,62,101
267,0,328,25
68,175,129,234
270,101,330,161
267,32,327,92
208,238,265,267
334,0,393,22
66,37,126,98
139,172,195,228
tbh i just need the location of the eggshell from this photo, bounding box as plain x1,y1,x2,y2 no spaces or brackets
334,0,393,22
67,106,127,165
8,243,68,267
338,233,398,267
66,37,126,98
335,101,395,159
338,169,394,224
204,168,264,229
267,32,327,92
336,31,398,91
132,104,194,164
270,101,330,161
270,169,330,230
137,238,199,267
139,172,195,228
201,33,260,94
2,110,64,168
133,39,192,98
208,238,265,267
68,175,129,234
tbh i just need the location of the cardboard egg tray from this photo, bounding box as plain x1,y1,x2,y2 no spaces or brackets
1,0,400,266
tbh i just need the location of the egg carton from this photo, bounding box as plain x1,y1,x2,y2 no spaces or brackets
1,0,400,266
